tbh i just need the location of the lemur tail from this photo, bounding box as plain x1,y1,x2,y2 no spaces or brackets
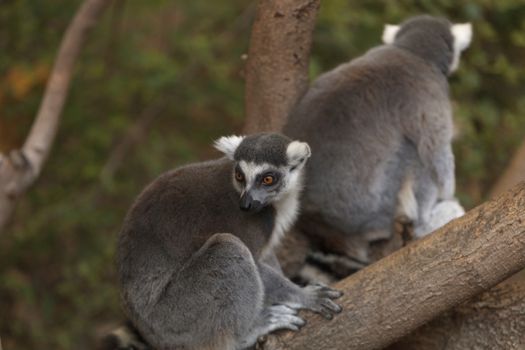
98,321,150,350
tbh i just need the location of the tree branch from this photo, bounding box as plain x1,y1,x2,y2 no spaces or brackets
262,182,525,350
388,139,525,349
0,0,110,233
243,0,319,133
387,280,525,350
490,139,525,198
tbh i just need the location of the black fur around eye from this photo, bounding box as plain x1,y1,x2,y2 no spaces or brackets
260,172,279,186
262,175,274,186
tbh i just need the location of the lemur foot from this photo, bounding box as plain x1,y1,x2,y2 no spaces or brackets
288,283,343,319
240,305,305,349
262,304,306,332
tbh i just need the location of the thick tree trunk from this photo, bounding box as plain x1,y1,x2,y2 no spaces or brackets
262,182,525,350
243,0,319,133
0,0,110,233
387,280,525,350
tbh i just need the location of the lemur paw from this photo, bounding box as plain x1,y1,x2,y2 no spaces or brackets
289,283,343,319
262,304,306,332
240,305,305,349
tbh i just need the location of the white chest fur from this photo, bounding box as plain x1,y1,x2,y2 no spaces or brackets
262,187,301,258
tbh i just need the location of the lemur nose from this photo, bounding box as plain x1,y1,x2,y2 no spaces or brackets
239,194,252,211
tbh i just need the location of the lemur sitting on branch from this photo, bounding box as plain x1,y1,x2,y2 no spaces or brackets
284,15,471,267
113,133,341,350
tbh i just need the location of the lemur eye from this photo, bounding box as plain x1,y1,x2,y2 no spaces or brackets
235,171,244,182
262,175,274,186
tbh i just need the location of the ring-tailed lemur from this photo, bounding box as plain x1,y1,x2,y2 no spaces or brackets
284,15,470,264
115,133,342,350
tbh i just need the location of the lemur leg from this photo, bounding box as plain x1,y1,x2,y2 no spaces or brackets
145,233,264,350
403,109,455,201
238,252,307,349
237,304,305,349
411,170,440,235
415,133,455,200
258,257,343,320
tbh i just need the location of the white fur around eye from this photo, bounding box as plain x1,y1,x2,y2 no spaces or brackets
214,135,245,160
382,24,400,44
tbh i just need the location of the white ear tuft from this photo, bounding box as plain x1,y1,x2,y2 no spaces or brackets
382,24,400,44
286,141,311,168
451,23,472,52
214,135,244,160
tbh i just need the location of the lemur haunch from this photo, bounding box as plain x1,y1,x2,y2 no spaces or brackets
117,133,342,350
284,16,471,261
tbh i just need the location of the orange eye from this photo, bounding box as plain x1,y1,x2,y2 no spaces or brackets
262,176,274,186
235,171,244,182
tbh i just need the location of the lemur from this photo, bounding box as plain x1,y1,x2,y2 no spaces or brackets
284,15,471,264
115,133,342,350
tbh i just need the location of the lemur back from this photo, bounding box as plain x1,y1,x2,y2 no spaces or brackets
284,16,471,260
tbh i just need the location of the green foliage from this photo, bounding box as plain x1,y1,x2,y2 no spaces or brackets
0,0,524,348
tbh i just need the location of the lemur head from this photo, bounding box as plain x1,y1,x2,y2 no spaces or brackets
215,133,311,213
382,15,472,75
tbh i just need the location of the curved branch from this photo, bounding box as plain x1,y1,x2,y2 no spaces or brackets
263,182,525,350
243,0,319,133
0,0,110,232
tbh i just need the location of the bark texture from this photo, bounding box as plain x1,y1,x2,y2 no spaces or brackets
243,0,320,133
388,280,525,350
262,182,525,350
0,0,110,233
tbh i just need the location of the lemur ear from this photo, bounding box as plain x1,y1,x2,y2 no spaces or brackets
382,24,400,44
214,135,245,160
451,23,472,52
287,141,311,169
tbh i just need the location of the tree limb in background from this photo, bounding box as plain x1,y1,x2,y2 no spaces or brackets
490,139,525,198
243,0,320,133
262,182,525,350
100,98,167,182
0,0,110,233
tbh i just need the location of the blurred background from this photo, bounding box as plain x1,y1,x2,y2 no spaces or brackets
1,0,524,348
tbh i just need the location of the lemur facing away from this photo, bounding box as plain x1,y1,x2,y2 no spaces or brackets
116,133,342,350
284,16,471,264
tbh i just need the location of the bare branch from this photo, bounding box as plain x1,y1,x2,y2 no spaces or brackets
0,0,110,232
243,0,320,133
100,98,167,181
263,182,525,350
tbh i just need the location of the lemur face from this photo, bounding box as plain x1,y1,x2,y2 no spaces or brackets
215,133,311,213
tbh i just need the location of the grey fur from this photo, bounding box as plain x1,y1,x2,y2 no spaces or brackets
117,133,341,350
234,133,291,166
284,16,470,256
